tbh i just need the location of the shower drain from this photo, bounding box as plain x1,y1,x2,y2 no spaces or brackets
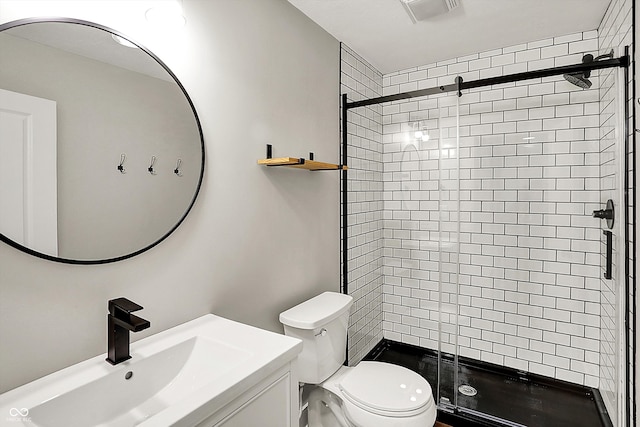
458,384,477,396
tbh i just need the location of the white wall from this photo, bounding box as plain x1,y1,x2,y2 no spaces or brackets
0,0,341,393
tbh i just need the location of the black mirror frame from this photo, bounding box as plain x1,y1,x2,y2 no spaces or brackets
0,17,205,264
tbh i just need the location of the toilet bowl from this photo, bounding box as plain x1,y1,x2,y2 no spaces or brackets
312,362,437,427
280,292,437,427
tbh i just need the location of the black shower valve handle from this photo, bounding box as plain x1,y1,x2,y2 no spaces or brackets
592,199,614,230
592,208,613,220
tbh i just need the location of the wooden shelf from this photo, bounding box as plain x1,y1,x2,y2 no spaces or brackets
258,157,347,171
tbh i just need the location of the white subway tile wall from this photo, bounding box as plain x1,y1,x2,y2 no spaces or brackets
380,30,604,387
340,44,385,364
340,1,633,405
598,0,634,423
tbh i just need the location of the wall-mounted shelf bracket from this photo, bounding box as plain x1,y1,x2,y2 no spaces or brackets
258,144,347,171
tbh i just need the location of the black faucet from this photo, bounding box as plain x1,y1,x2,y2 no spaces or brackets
106,298,150,365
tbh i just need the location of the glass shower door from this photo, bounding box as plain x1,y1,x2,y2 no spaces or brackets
434,91,461,411
445,71,612,427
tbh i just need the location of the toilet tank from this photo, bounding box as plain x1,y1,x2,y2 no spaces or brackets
279,292,353,384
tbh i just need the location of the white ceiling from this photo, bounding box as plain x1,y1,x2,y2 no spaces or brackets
287,0,611,74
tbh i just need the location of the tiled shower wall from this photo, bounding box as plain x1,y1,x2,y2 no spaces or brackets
380,30,603,387
341,2,634,402
598,0,634,422
340,44,385,365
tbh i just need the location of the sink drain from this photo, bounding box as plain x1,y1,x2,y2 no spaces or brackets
458,384,477,396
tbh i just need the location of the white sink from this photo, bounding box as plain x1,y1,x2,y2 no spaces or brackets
0,315,302,427
30,337,250,427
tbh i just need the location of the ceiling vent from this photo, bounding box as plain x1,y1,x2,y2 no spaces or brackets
400,0,460,23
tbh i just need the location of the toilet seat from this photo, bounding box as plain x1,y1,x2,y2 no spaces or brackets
338,361,433,417
338,361,433,416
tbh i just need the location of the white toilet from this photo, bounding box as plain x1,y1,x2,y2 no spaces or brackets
280,292,437,427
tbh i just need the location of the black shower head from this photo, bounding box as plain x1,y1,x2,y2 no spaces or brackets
562,50,613,89
563,72,592,89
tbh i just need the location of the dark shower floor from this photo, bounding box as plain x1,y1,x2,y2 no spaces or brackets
363,340,611,427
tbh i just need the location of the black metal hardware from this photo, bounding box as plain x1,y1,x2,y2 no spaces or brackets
623,45,633,427
147,156,157,175
603,231,612,280
263,144,313,167
311,165,345,171
174,159,182,176
455,76,463,97
592,209,613,219
106,298,150,365
117,153,126,174
346,82,457,109
345,55,629,109
341,93,348,296
593,199,614,229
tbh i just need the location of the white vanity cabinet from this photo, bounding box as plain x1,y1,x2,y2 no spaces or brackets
197,364,297,427
0,315,302,427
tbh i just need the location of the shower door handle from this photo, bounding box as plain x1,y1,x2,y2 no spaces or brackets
603,231,612,280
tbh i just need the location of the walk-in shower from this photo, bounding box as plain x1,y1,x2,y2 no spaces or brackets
340,38,633,427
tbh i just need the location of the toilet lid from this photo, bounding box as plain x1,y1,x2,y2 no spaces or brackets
339,361,433,414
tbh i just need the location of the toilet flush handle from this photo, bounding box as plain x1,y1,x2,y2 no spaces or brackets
315,328,327,337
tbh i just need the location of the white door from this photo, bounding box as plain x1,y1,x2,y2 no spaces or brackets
0,88,58,256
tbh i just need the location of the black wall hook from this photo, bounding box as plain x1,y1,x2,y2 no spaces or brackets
148,156,157,175
174,159,182,176
117,153,126,174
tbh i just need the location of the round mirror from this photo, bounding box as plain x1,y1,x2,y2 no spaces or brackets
0,18,204,264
